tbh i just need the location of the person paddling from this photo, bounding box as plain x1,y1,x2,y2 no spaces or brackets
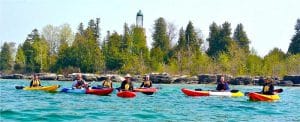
72,73,88,89
30,74,42,87
261,77,274,95
216,76,230,91
102,76,113,88
119,74,134,91
140,75,152,88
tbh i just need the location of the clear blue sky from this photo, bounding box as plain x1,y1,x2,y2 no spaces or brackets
0,0,299,56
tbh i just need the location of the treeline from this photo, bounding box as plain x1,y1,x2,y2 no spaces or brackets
1,18,300,77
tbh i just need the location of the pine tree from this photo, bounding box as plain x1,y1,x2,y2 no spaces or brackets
14,45,26,72
233,23,250,54
185,21,202,52
176,27,186,51
206,22,221,57
288,19,300,54
0,42,13,71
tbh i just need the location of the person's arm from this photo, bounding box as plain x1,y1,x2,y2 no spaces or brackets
216,84,221,90
110,82,113,88
30,80,33,87
140,82,144,88
38,80,41,86
130,82,134,90
102,81,105,86
268,85,274,94
225,83,230,90
72,81,77,88
120,82,125,90
149,81,152,87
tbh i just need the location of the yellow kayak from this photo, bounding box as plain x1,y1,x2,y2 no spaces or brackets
23,85,60,92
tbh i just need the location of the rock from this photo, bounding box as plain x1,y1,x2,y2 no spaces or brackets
198,74,217,84
279,80,294,86
150,73,172,84
283,75,300,84
38,73,57,80
230,76,252,85
1,74,24,79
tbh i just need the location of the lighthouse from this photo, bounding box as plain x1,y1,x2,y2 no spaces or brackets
136,10,143,27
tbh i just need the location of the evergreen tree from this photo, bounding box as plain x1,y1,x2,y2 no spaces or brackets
206,22,221,57
0,42,13,71
14,45,26,72
233,23,250,54
121,23,133,54
78,23,84,35
185,21,202,52
176,27,186,51
132,26,149,61
288,19,300,54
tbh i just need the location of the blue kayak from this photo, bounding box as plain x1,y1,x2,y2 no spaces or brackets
61,88,86,94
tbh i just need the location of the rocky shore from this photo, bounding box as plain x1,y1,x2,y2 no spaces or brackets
1,73,300,86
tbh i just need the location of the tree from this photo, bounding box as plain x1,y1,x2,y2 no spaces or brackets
262,48,286,77
32,37,50,72
176,27,186,51
42,24,60,55
150,17,170,71
121,23,133,54
132,26,149,62
233,23,250,54
185,21,202,52
0,42,13,71
14,45,26,72
288,19,300,54
207,22,233,57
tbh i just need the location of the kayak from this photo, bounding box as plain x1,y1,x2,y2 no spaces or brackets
86,88,114,95
181,88,243,97
133,88,157,95
181,88,209,96
209,91,244,97
248,92,280,101
60,88,86,94
22,85,60,92
117,91,136,98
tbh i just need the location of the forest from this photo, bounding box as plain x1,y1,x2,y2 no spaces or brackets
1,18,299,78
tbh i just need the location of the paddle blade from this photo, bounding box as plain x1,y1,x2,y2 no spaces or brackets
15,86,24,89
230,90,239,93
274,89,283,93
195,88,202,91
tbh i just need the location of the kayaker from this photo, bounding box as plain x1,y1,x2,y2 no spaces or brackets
102,76,113,88
72,73,88,89
140,75,152,88
30,74,42,87
119,74,134,91
216,76,230,91
261,78,274,95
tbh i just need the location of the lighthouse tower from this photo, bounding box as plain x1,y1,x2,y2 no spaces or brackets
136,10,143,27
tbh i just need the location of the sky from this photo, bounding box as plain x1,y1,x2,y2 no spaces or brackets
0,0,299,56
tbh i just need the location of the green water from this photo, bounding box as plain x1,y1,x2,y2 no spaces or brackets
0,79,299,122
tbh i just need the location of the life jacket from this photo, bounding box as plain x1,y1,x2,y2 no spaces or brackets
143,80,151,87
32,80,40,87
125,83,130,90
75,80,85,88
263,85,270,93
103,80,112,88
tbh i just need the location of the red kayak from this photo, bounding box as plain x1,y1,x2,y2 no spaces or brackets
86,88,114,95
133,88,157,95
181,88,209,96
117,91,136,98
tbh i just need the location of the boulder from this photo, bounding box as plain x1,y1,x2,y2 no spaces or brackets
279,80,294,86
283,75,300,84
150,73,172,84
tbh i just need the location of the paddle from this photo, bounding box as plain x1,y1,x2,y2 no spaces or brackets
195,88,239,93
15,86,24,89
244,88,283,96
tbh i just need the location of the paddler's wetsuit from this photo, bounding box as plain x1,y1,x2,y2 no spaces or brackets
216,82,230,91
140,80,152,88
120,80,134,91
261,82,274,95
102,80,113,88
30,79,41,87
